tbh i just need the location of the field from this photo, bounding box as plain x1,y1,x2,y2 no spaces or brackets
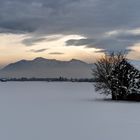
0,82,140,140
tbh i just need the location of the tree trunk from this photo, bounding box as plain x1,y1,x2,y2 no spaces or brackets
112,93,117,100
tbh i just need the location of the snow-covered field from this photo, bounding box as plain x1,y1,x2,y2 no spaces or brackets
0,82,140,140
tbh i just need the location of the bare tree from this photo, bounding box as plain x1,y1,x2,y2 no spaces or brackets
92,52,126,99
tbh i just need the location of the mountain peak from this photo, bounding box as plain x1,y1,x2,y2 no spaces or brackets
70,59,79,61
69,59,86,64
33,57,47,61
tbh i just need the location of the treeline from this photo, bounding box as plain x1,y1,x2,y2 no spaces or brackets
0,77,95,82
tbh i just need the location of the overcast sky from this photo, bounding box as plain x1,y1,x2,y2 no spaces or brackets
0,0,140,67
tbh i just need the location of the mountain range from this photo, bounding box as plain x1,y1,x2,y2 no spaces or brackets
0,57,94,78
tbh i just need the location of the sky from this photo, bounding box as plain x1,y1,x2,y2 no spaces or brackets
0,0,140,67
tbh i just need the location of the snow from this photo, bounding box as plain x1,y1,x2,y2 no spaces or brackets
0,82,140,140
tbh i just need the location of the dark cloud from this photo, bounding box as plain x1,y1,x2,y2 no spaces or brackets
66,39,95,46
1,0,140,35
0,18,42,33
66,37,134,51
49,52,64,55
86,38,132,50
115,33,140,41
0,0,140,51
66,28,140,51
22,37,46,46
0,0,81,34
29,48,47,53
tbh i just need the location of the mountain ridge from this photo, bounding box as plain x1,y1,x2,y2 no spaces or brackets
0,57,94,78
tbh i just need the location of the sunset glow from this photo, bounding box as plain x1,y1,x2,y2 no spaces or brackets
0,33,103,67
0,0,140,68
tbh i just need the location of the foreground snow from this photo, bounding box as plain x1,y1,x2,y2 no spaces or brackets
0,82,140,140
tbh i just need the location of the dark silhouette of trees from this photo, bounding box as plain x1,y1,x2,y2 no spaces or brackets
110,59,140,100
92,52,140,100
92,52,126,95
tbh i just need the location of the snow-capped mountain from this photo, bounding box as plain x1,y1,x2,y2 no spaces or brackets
0,57,94,78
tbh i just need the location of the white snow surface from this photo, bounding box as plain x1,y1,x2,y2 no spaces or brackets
0,82,140,140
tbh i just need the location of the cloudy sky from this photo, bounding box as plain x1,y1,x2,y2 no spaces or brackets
0,0,140,67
